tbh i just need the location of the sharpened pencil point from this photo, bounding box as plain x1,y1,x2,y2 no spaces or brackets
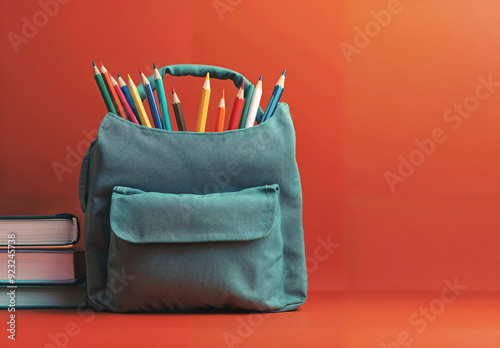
139,70,143,75
241,81,245,89
140,71,149,85
100,62,104,67
259,75,262,81
92,61,96,67
127,74,132,80
171,86,176,94
222,89,225,98
282,69,286,76
117,74,121,78
205,72,209,79
153,63,157,69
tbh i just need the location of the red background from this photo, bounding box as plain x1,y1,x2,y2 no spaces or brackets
0,0,499,347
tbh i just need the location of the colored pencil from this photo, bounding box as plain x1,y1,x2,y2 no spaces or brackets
118,74,141,125
171,86,186,131
228,81,245,130
127,74,152,128
100,63,126,118
261,69,286,122
140,71,163,129
238,80,250,129
195,73,210,132
153,63,172,131
92,61,115,113
215,90,225,132
244,76,263,128
110,76,139,125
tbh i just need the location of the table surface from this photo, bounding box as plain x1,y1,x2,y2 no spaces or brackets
1,292,499,348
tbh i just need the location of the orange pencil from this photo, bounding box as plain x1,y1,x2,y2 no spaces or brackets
227,81,245,130
215,90,225,132
100,63,126,119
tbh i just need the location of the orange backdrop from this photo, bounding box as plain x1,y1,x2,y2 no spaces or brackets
0,0,499,296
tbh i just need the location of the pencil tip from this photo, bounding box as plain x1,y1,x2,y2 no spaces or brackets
259,75,262,81
127,74,132,80
92,61,96,66
153,63,157,69
241,81,245,89
100,62,104,67
117,74,121,78
171,85,175,94
206,72,210,79
140,71,148,84
282,69,286,76
139,70,143,75
222,89,225,98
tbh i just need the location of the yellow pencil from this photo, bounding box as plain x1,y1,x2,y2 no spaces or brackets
195,73,211,132
127,74,152,128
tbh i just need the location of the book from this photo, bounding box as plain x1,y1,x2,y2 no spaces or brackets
0,214,79,247
0,282,87,309
0,249,85,285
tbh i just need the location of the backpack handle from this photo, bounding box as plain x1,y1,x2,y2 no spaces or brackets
136,64,263,125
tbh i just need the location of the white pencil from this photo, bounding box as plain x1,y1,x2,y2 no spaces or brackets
245,76,263,128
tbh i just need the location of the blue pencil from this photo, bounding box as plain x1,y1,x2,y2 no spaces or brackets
140,71,163,129
153,63,172,131
261,69,286,123
117,74,141,125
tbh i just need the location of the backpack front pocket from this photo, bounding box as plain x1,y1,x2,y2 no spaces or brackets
105,184,283,312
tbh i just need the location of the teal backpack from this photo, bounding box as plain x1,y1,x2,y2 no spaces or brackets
79,64,307,312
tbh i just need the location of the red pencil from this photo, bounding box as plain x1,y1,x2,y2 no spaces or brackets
215,90,225,132
100,63,126,118
227,81,245,130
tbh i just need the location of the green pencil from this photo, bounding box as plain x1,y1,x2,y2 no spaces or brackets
92,61,115,113
153,63,172,131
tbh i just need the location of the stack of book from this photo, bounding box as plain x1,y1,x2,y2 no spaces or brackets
0,214,87,308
